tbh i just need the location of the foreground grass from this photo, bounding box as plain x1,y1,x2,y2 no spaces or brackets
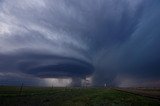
0,86,160,106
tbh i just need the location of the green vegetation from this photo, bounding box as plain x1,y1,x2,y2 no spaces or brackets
0,86,159,106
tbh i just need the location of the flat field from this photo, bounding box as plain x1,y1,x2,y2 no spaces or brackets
0,86,160,106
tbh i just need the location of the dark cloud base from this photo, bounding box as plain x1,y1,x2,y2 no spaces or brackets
0,51,94,77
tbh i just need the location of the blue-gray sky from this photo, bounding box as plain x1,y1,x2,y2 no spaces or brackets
0,0,160,87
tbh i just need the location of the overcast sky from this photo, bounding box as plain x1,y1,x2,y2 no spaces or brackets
0,0,160,87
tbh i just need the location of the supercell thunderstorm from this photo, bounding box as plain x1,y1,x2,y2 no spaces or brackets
0,0,160,87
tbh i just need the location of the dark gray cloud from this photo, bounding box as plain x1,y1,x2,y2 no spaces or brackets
0,0,160,87
0,51,93,77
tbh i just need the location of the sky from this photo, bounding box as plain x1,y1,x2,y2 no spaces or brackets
0,0,160,87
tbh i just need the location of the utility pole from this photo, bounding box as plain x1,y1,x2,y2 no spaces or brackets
19,83,23,95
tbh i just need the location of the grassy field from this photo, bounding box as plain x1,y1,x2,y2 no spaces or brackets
0,86,160,106
117,88,160,101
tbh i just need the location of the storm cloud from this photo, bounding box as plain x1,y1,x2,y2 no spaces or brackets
0,0,160,87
